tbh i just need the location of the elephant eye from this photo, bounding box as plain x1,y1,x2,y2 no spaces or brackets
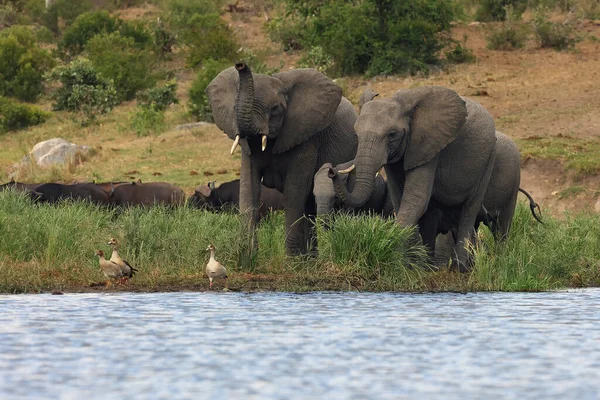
388,130,395,138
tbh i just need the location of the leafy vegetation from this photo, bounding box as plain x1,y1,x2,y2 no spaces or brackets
179,13,239,67
0,191,598,293
475,0,527,21
486,19,528,50
131,80,178,136
532,8,582,50
0,25,55,101
0,96,50,134
85,32,157,100
47,58,119,124
269,0,457,76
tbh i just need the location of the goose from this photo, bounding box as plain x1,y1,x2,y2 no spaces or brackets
107,238,137,281
95,250,124,287
206,244,227,289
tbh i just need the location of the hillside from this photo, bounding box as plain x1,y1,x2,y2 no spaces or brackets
1,1,599,215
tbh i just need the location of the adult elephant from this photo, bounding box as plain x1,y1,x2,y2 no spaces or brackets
206,63,358,255
329,86,497,271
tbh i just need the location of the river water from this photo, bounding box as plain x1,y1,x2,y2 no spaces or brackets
0,290,599,399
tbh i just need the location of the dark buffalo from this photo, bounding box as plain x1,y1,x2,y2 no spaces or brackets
0,180,41,193
31,183,110,204
190,179,284,217
110,181,186,207
93,181,130,197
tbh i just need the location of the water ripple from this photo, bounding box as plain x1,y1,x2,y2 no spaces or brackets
0,290,599,399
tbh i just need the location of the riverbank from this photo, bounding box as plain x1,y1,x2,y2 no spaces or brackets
0,191,599,294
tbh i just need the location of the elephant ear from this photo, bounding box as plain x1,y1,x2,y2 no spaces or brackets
358,88,379,112
272,68,342,154
205,67,239,140
400,86,468,171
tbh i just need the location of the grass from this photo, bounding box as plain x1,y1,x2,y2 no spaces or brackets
0,190,598,294
516,135,600,176
0,103,242,194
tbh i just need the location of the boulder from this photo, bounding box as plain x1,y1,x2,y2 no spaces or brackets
30,138,90,169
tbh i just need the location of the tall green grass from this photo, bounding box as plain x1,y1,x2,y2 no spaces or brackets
0,190,598,293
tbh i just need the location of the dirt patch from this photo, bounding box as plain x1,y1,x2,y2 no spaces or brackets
520,158,600,215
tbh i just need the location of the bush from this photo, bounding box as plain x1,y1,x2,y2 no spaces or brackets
148,18,176,58
475,0,527,22
85,32,157,100
272,0,456,77
266,17,304,51
298,46,333,73
179,13,239,67
47,58,119,124
486,21,528,50
118,19,154,49
60,11,118,56
445,35,476,64
0,4,20,29
533,8,582,50
0,26,55,102
0,96,50,133
130,107,165,137
136,80,179,112
188,58,231,121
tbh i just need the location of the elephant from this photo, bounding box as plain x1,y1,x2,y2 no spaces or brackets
313,160,393,218
416,131,544,268
30,183,111,205
110,181,186,207
206,63,358,255
190,179,284,218
358,88,379,111
329,86,497,271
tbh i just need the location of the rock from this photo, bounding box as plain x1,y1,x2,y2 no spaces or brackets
30,138,90,169
595,199,600,213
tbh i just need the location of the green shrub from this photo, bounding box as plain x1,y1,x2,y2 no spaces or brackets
179,13,239,67
188,58,231,121
166,0,222,27
486,21,528,50
237,47,282,74
0,4,20,29
0,96,50,133
298,46,333,73
0,27,55,102
118,19,154,49
136,80,179,112
272,0,456,77
47,58,119,124
60,11,118,56
130,107,165,137
533,8,582,50
475,0,527,22
445,35,476,64
266,17,304,51
149,18,176,58
85,32,157,100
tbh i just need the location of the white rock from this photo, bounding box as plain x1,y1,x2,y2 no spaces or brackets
29,138,90,169
595,199,600,213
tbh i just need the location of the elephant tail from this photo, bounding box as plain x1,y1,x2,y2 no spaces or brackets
519,188,543,224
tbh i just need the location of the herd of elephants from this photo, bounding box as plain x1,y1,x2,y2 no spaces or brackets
1,63,545,272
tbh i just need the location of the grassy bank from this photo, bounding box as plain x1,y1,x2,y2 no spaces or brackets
0,190,598,294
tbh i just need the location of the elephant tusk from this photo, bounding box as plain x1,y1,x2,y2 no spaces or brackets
375,171,380,178
230,135,240,155
337,164,355,174
262,135,267,151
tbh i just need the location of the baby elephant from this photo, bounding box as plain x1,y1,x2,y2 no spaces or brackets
314,160,394,218
190,179,284,218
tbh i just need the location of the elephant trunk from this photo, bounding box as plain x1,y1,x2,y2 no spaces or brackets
235,63,260,137
329,148,383,209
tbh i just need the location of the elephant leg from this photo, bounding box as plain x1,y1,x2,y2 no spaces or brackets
394,156,438,227
383,163,405,214
305,193,318,256
434,233,455,269
283,154,318,255
418,210,441,259
239,151,262,251
494,188,518,242
452,152,496,272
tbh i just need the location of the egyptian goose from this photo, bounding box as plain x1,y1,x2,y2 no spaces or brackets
107,238,137,281
206,244,227,289
95,250,124,287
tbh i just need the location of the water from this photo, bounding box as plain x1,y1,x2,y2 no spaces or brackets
0,290,599,400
